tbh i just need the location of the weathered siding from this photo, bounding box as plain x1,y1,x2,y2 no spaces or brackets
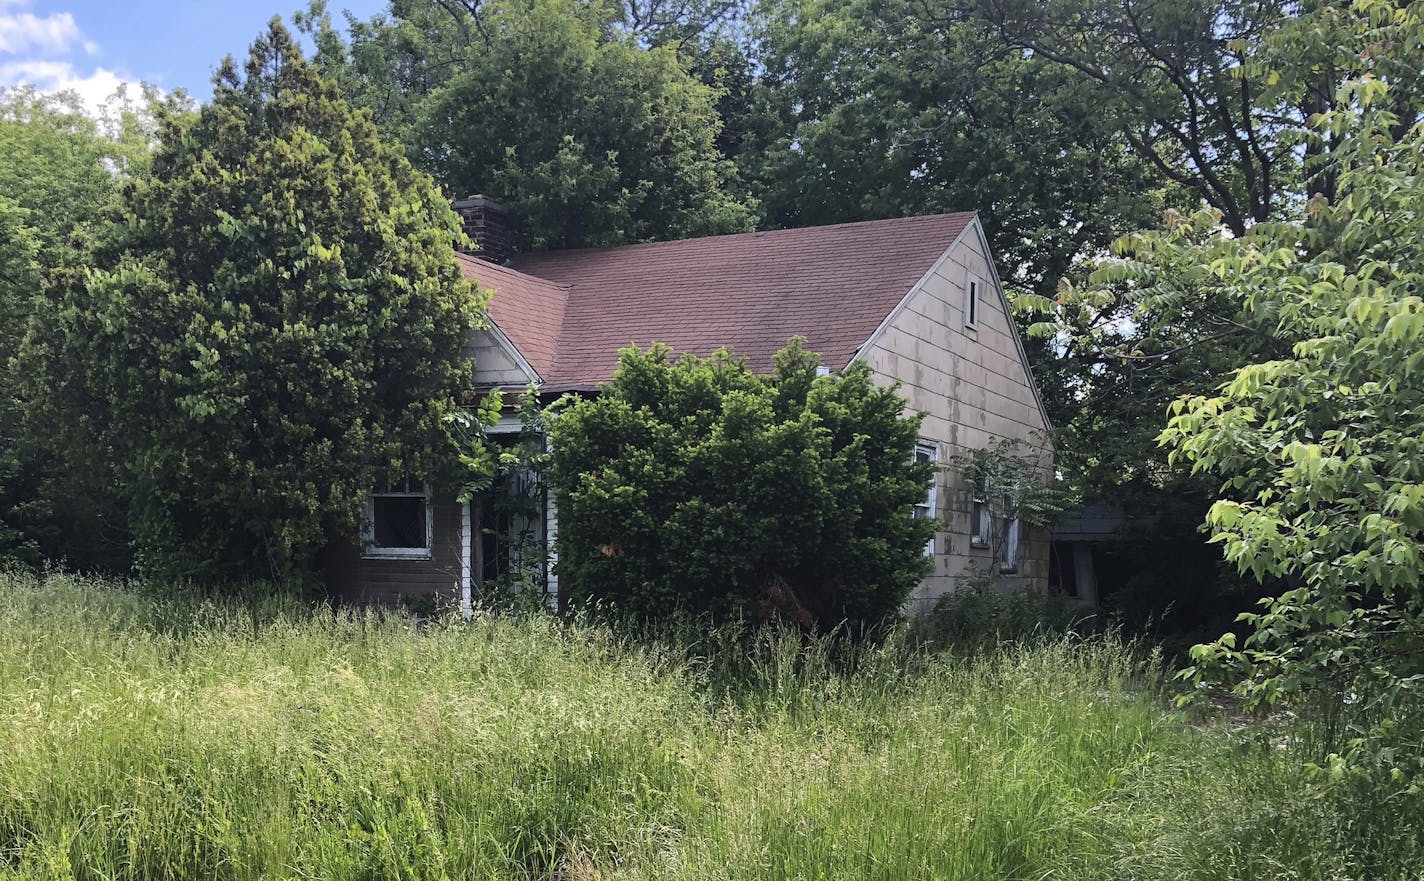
324,498,464,607
858,221,1052,608
468,327,536,388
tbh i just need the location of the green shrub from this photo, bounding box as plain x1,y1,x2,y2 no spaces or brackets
547,338,936,632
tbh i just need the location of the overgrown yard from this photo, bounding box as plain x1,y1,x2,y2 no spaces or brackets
0,573,1419,880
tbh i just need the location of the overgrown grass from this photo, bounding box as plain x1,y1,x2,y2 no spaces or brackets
0,572,1420,880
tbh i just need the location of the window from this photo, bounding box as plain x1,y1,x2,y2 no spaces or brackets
913,440,938,556
970,472,1020,568
965,270,982,328
363,481,432,559
998,516,1021,573
970,476,991,548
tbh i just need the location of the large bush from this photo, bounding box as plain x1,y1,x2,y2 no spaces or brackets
25,21,483,582
547,339,936,630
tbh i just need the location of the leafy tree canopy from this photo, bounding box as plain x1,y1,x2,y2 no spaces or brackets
0,199,44,568
1020,0,1424,488
1027,0,1424,777
299,0,755,249
547,339,935,631
967,0,1302,236
0,87,189,572
992,1,1424,638
746,0,1173,302
24,20,484,583
0,85,185,255
619,0,745,45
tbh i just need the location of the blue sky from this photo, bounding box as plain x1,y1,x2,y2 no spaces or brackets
0,0,385,110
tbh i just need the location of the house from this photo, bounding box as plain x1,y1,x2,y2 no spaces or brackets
325,197,1055,613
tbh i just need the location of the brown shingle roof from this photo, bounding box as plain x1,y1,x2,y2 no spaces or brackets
460,212,976,390
456,253,568,380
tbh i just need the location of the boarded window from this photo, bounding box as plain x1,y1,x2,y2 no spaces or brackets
373,496,428,549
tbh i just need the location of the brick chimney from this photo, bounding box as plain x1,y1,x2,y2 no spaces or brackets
453,194,511,264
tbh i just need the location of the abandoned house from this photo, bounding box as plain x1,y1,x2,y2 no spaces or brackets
324,196,1055,613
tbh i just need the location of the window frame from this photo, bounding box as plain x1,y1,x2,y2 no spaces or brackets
970,475,991,548
913,440,939,557
964,269,983,329
362,482,434,560
998,515,1022,574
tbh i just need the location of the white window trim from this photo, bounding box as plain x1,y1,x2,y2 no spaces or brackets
964,268,983,329
362,485,434,560
914,440,938,557
970,475,991,548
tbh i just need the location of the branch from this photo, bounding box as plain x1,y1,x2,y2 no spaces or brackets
1106,327,1248,361
432,0,491,46
1121,0,1268,223
978,0,1251,233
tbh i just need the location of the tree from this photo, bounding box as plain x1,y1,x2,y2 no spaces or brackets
0,86,183,255
964,0,1424,232
299,0,755,250
0,86,188,572
1113,0,1424,778
1013,0,1424,581
619,0,745,45
0,199,43,568
980,0,1424,629
27,20,484,583
0,87,127,256
547,339,935,631
747,0,1171,304
965,0,1298,237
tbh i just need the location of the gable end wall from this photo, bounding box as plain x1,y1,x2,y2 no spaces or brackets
858,223,1052,608
468,327,537,388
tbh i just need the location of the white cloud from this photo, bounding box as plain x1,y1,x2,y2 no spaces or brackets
0,59,133,114
0,2,146,117
0,5,87,56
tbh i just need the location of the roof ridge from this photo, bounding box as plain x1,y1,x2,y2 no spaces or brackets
455,252,573,290
516,211,979,262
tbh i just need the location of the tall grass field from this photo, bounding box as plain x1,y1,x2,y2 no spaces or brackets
1,571,1420,880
